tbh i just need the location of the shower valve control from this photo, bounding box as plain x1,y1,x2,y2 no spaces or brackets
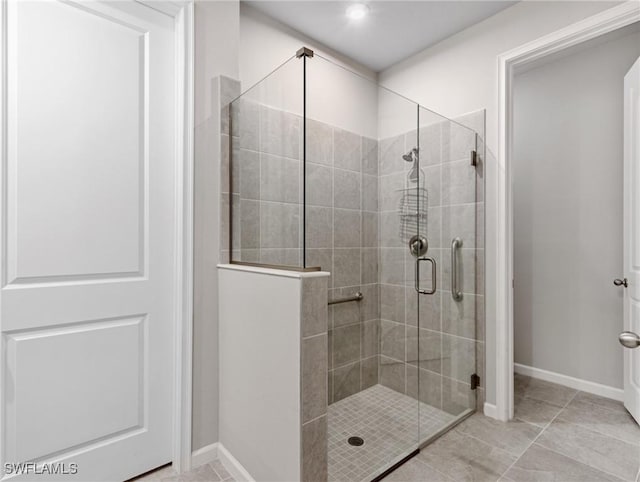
409,235,428,257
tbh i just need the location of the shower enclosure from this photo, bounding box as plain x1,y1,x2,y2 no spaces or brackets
226,47,485,481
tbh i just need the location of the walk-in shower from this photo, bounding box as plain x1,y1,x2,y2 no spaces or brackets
225,47,485,481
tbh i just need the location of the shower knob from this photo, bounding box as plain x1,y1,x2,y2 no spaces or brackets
614,278,628,288
409,235,428,257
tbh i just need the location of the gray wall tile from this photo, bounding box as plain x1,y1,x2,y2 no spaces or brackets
419,367,443,408
333,324,361,367
302,415,328,482
302,277,328,337
362,137,378,176
362,174,378,211
260,153,301,203
333,248,361,288
302,334,328,423
361,320,380,358
407,327,442,373
380,248,405,285
234,99,259,151
359,284,379,322
306,119,332,165
361,248,378,285
334,128,361,172
379,173,405,212
362,212,378,248
379,212,403,248
331,287,361,328
333,362,361,401
379,356,406,394
306,248,332,276
379,135,405,176
442,159,476,205
306,206,333,249
442,334,476,383
447,121,476,163
239,200,260,249
238,149,260,200
307,163,333,207
361,355,379,390
380,320,405,361
334,210,361,248
334,169,361,210
260,106,300,159
260,202,300,249
381,284,405,323
442,377,475,415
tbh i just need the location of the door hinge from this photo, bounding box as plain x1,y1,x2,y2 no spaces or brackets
470,373,480,390
470,150,477,167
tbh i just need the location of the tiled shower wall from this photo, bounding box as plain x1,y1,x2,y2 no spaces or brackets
304,119,381,404
225,99,381,404
224,96,486,414
377,111,486,415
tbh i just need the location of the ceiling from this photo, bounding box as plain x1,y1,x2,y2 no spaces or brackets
244,1,518,72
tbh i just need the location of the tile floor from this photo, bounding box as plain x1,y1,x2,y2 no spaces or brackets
132,375,640,482
328,384,457,482
383,374,640,482
131,459,235,482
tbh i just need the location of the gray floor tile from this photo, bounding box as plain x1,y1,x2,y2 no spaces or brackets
131,462,232,482
454,413,542,456
503,443,623,481
536,419,639,480
514,374,578,407
383,458,452,481
160,464,221,482
209,460,234,481
514,396,563,428
417,429,517,481
573,391,628,414
558,399,640,445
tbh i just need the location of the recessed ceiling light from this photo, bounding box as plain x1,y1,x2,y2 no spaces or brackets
346,3,369,20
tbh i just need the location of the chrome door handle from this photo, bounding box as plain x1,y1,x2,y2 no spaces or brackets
619,331,640,349
415,256,436,295
451,237,463,301
614,278,628,288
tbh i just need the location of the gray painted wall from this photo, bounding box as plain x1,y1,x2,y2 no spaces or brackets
193,0,240,451
513,25,640,389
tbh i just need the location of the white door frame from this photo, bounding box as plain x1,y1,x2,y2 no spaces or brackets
154,0,195,473
495,0,640,422
132,0,196,472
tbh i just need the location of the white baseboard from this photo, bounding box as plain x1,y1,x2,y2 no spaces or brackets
217,444,255,482
191,442,219,468
514,363,624,402
483,402,498,419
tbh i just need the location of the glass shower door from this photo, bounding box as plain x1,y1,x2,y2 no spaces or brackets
415,108,480,445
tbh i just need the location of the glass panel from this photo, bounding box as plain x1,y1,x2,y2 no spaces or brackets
418,107,481,442
306,54,422,481
227,48,486,480
229,56,304,268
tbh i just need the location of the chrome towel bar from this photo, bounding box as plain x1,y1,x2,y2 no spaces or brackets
328,292,363,305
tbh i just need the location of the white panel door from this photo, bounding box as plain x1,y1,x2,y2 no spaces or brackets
0,1,176,480
623,56,640,424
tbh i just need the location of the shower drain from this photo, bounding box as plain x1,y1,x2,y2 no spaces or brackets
347,436,364,446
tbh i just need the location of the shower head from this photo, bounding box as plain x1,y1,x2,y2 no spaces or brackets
403,147,419,163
